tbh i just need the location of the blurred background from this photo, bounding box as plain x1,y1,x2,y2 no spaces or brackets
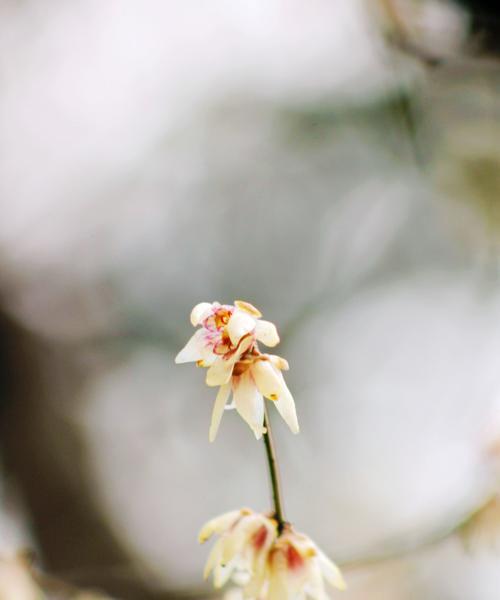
1,0,500,598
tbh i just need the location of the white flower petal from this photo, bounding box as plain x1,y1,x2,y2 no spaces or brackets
268,354,289,370
268,553,290,600
214,560,237,589
175,329,206,364
305,560,328,600
249,521,277,591
317,549,346,590
232,332,255,360
273,371,299,434
198,510,242,544
221,515,261,565
255,320,280,347
197,351,217,368
190,302,214,326
234,300,262,318
206,358,234,387
203,537,224,578
209,383,232,442
227,311,256,346
251,360,283,401
233,371,265,439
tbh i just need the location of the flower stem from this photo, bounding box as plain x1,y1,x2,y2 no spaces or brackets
263,404,286,534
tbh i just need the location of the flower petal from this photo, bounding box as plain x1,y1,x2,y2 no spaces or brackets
206,358,234,387
305,559,329,600
273,371,299,434
234,300,262,318
190,302,214,326
175,329,206,364
267,354,289,371
255,320,280,347
233,371,265,439
221,515,261,565
203,537,223,578
268,552,290,600
227,310,257,346
213,559,236,589
317,549,346,590
251,360,283,401
198,509,242,544
209,383,231,442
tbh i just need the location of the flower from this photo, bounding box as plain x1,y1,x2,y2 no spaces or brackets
175,300,299,440
199,510,346,599
199,508,278,591
261,528,346,600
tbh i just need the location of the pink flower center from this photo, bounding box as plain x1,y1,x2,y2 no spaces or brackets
202,306,257,362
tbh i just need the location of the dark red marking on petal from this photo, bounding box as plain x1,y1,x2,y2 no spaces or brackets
252,525,268,550
286,544,305,572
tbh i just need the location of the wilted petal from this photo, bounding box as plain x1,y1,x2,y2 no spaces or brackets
234,300,262,318
255,320,280,347
227,311,256,346
251,360,283,401
209,383,232,442
206,358,234,387
233,371,265,439
199,510,242,544
190,302,214,326
175,329,206,364
273,372,299,434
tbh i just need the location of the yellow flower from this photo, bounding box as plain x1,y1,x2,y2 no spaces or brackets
175,301,299,440
199,509,278,591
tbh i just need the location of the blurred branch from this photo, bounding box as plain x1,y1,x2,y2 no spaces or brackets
338,494,496,572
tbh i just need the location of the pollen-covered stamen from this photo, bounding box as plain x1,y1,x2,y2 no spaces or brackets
203,306,257,360
204,306,234,331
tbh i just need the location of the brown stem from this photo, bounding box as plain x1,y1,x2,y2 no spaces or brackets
263,404,286,534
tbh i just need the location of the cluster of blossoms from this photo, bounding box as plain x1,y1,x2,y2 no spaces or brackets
199,509,345,600
176,301,344,599
175,301,299,441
